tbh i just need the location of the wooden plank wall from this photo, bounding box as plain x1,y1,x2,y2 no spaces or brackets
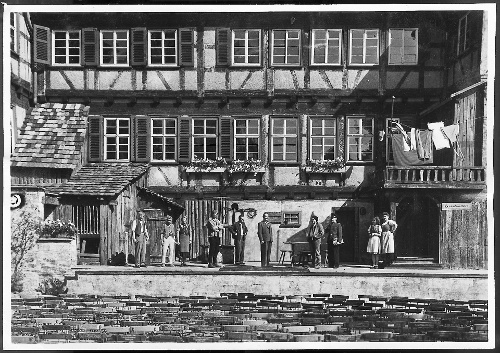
183,199,230,260
454,90,478,168
439,198,487,269
11,168,71,185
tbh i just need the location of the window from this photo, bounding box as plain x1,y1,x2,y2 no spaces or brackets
100,30,129,66
271,117,298,162
281,211,302,228
386,118,400,162
310,117,337,160
349,29,379,65
193,118,217,160
234,118,260,160
388,29,418,65
347,117,374,162
232,29,261,66
458,12,473,55
10,13,17,52
53,31,81,65
148,30,177,66
271,29,301,65
152,118,177,161
104,118,130,160
311,29,342,65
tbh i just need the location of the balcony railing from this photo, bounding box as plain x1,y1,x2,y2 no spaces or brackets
385,166,486,187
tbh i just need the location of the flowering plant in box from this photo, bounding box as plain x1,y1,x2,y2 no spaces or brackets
306,157,346,172
184,157,228,172
227,159,265,175
38,219,77,239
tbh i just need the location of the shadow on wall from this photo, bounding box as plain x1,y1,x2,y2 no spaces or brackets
285,212,331,247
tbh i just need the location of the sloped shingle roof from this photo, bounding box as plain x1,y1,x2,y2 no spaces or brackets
11,103,89,169
46,163,149,197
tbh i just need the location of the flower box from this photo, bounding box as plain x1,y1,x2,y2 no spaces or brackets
184,167,226,173
228,167,267,174
303,166,347,174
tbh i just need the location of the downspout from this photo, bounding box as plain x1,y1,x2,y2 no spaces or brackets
22,12,37,105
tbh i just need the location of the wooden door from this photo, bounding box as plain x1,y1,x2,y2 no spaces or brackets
144,208,165,265
335,208,356,263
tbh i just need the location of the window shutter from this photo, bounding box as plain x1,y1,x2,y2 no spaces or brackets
219,116,233,161
131,28,147,66
178,116,191,162
216,28,230,66
337,116,345,160
402,29,418,65
82,28,98,66
88,115,103,162
301,30,308,67
133,116,150,162
179,28,194,67
33,24,50,65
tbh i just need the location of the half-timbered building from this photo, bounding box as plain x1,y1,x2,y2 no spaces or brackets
10,10,489,268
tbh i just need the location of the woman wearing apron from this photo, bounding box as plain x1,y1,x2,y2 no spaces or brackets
380,212,398,267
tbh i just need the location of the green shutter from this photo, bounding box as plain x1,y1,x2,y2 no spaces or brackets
179,28,194,67
88,115,103,162
219,116,233,161
82,28,98,66
178,116,191,162
133,116,150,162
131,28,147,66
33,24,51,65
216,28,230,66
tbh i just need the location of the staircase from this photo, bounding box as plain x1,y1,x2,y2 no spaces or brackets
391,257,441,269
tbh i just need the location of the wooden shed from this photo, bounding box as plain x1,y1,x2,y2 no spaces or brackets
46,163,184,265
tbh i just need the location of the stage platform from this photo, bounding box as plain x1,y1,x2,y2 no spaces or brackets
63,262,489,302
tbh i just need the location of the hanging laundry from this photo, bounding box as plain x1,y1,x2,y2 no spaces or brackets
392,122,411,151
392,134,433,166
441,124,459,144
420,130,433,160
415,129,424,158
410,128,417,151
427,122,450,150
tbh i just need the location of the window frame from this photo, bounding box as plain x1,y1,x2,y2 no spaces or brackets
388,28,418,66
349,29,379,66
147,29,178,67
192,117,219,160
270,116,299,163
100,30,129,67
270,29,302,67
10,12,17,53
233,117,260,160
346,116,374,163
310,29,342,66
280,211,302,228
457,12,472,56
231,29,262,67
309,116,338,161
52,30,81,66
151,117,178,163
103,117,130,161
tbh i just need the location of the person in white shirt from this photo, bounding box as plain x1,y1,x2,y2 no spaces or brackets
162,215,177,267
131,211,149,268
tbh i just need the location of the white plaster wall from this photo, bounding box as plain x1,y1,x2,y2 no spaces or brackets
204,72,226,90
204,29,216,69
424,71,443,89
230,71,265,90
309,70,343,90
347,70,378,90
274,70,305,90
274,167,300,185
147,166,181,186
185,71,198,91
344,165,374,187
10,189,44,222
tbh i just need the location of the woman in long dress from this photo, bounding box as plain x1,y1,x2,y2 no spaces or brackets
380,212,398,267
367,216,382,268
177,216,191,266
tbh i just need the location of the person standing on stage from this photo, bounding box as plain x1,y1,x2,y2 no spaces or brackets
161,215,177,267
257,213,273,267
177,215,191,266
231,214,248,265
306,215,324,269
367,216,382,268
131,210,149,268
326,212,343,268
206,210,224,268
380,212,398,267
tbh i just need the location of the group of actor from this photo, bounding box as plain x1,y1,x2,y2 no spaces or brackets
130,209,397,269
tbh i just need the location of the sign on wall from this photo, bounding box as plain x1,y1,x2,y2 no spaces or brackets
10,193,24,209
441,203,472,211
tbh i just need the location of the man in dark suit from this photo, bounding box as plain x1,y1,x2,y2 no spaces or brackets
257,213,273,267
326,212,343,268
231,214,248,265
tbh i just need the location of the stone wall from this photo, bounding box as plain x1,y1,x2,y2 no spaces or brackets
20,238,77,295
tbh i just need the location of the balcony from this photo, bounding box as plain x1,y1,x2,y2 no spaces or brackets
384,166,486,189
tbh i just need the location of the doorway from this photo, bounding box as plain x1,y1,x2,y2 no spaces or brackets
335,208,356,263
